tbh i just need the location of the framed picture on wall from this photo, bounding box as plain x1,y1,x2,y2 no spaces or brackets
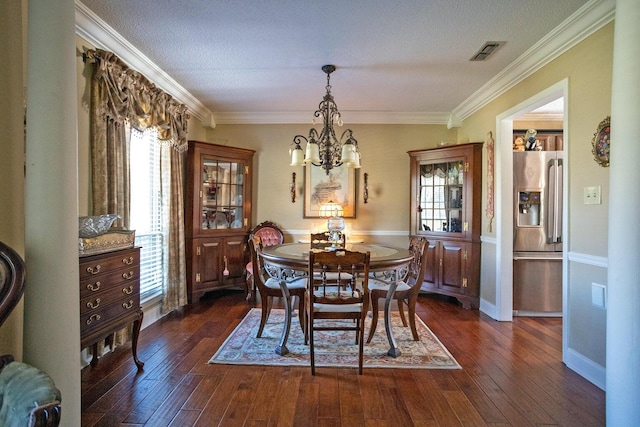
304,165,357,218
591,116,610,167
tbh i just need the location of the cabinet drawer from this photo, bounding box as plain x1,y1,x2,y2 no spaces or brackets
80,280,139,316
80,266,139,299
81,294,140,338
79,248,139,280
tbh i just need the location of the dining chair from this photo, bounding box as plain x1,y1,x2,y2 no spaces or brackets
310,232,331,250
305,249,371,375
366,236,428,343
248,234,306,338
245,221,284,302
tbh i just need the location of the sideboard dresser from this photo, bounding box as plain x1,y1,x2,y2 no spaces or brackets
79,247,144,369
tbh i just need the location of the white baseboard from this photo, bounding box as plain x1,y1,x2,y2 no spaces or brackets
565,347,606,391
479,297,498,320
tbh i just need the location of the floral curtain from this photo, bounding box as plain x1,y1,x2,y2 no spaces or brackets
86,48,189,353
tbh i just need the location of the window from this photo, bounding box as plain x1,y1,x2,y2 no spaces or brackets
129,127,164,302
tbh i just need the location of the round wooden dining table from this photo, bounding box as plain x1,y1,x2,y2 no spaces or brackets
260,243,413,358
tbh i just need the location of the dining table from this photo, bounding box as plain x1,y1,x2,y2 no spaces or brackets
260,242,414,358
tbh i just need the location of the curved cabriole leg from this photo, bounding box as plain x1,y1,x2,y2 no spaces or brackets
132,309,145,369
256,295,271,338
275,281,292,356
245,273,253,302
407,296,419,341
366,292,381,343
384,282,401,357
297,292,306,334
397,297,408,327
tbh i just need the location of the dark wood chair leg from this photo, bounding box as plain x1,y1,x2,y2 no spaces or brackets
366,293,380,343
407,296,419,341
397,296,408,327
256,295,271,338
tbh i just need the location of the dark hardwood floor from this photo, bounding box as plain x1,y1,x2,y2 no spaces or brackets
81,290,605,426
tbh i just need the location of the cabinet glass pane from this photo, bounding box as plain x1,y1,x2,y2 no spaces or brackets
202,159,244,230
416,160,464,233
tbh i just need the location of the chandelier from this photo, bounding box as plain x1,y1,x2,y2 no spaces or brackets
290,65,361,175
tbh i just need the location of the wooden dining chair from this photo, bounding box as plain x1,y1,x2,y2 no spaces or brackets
366,236,428,343
245,221,284,302
248,234,306,338
305,249,370,375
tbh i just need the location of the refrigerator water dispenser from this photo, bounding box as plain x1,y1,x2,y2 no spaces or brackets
517,191,540,227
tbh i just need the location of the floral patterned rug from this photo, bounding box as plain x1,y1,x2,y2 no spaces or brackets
209,308,461,369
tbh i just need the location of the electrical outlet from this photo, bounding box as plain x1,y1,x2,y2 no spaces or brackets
584,186,602,205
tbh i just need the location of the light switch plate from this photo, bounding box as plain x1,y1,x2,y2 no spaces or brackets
584,186,602,205
592,282,606,308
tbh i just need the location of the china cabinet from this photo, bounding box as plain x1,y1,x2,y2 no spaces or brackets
408,142,482,309
185,141,254,303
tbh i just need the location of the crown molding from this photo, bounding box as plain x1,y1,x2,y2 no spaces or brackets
213,110,450,125
452,0,615,122
74,0,215,127
74,0,614,127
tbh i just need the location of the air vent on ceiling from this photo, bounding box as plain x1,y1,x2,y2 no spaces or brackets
470,41,505,61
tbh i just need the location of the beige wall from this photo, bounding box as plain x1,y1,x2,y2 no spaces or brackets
458,23,613,367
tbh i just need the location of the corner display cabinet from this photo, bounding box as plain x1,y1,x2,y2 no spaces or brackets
185,141,255,303
408,142,482,309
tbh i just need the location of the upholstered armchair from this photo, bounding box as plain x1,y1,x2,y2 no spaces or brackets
0,241,62,426
245,221,284,302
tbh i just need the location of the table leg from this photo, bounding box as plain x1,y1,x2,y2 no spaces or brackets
384,281,401,357
275,280,292,356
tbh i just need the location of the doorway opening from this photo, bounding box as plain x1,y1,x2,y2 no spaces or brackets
493,79,568,340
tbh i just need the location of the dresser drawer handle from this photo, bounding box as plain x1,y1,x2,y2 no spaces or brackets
86,264,101,275
122,285,134,295
87,281,101,292
122,271,134,280
86,298,101,309
86,314,101,325
122,256,134,265
122,300,134,310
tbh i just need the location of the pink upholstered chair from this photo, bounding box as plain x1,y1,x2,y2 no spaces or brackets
245,221,284,302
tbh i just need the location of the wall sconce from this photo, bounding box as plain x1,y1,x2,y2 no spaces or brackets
363,172,369,204
290,172,296,203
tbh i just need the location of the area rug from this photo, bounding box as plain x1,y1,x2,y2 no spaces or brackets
209,308,460,369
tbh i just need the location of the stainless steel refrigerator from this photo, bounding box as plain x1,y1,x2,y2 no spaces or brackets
513,151,563,316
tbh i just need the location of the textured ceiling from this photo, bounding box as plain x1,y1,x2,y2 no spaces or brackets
79,0,589,123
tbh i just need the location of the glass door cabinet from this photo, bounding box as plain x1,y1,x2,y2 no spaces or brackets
185,141,255,303
408,142,482,309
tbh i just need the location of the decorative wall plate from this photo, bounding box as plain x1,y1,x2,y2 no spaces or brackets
591,116,610,167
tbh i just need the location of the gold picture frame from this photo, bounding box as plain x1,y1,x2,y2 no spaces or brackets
304,165,357,218
591,116,610,167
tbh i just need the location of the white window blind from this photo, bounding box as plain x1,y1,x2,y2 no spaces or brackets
129,127,164,301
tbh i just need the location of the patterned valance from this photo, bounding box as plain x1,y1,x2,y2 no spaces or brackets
85,48,189,151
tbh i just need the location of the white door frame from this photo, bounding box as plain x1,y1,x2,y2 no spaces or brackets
494,78,569,342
